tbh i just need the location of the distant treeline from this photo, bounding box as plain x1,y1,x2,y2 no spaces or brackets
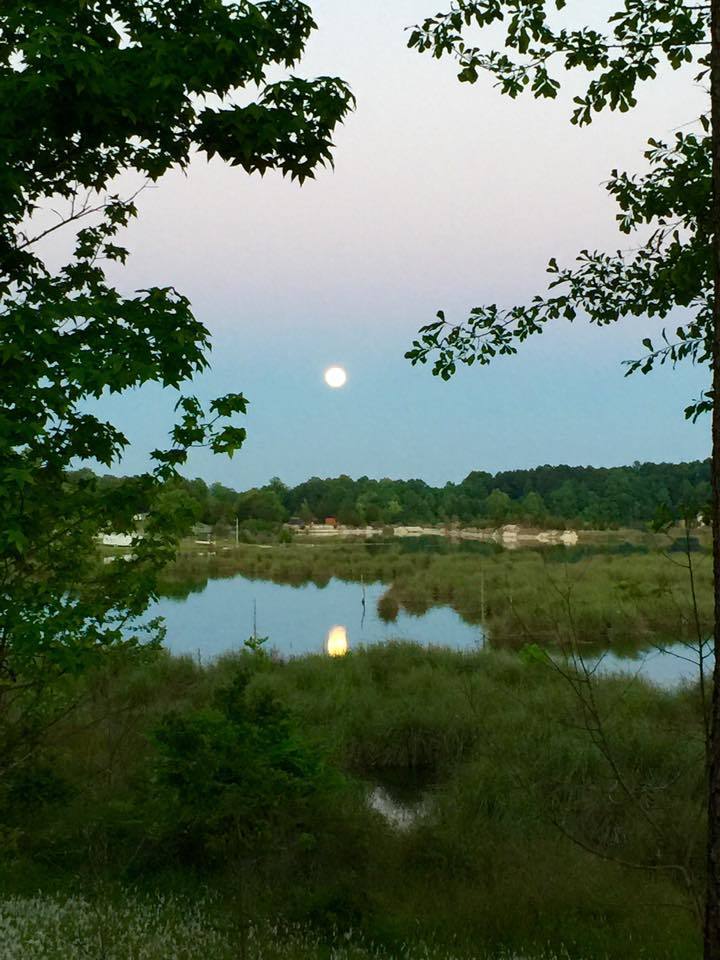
78,459,711,531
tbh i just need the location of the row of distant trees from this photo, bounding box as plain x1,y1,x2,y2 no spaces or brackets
78,460,712,531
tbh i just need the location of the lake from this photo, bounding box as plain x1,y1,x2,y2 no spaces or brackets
151,571,706,687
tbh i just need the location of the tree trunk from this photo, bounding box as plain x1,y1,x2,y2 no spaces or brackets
705,2,720,956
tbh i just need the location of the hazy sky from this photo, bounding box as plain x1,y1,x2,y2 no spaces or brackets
82,0,709,488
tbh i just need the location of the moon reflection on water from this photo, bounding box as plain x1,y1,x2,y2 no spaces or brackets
326,625,349,657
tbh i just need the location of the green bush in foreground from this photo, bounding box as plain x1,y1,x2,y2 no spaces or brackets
149,671,338,869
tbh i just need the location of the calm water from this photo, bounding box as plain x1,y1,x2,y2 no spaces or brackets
153,575,484,661
148,571,708,687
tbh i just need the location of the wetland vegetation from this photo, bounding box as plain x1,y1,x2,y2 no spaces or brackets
6,459,712,960
0,642,707,960
160,534,713,659
3,532,709,958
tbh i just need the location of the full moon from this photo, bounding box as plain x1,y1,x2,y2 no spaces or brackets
324,366,347,389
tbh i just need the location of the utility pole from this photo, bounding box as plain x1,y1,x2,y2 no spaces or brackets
235,515,239,547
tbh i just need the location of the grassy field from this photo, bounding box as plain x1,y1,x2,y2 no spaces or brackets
0,642,706,959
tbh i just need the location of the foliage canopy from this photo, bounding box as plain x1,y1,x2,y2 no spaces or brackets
143,459,710,529
0,0,353,752
405,1,712,416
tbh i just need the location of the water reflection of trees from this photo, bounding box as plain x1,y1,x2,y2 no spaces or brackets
156,543,710,665
158,558,243,600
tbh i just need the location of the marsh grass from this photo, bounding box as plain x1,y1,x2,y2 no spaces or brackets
223,643,705,957
0,643,706,959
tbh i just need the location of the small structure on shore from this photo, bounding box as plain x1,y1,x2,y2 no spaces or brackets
98,532,134,548
192,522,214,544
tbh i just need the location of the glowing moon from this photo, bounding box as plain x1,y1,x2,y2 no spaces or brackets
326,625,349,658
324,366,347,389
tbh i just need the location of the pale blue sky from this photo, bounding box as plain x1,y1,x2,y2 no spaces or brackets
80,1,709,488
